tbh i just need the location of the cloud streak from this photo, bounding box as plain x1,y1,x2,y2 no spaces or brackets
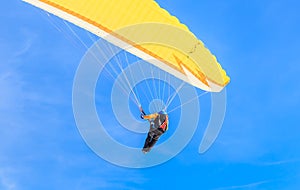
214,179,273,190
14,38,32,57
0,168,17,190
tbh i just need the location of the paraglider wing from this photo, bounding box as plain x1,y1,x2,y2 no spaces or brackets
23,0,230,91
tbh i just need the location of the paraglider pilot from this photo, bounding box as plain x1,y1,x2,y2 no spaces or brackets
139,107,169,153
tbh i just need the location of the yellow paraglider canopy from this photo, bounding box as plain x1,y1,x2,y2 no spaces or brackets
24,0,230,92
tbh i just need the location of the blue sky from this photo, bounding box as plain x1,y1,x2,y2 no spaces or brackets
1,0,300,189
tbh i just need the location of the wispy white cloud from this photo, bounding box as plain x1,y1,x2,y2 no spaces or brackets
214,179,273,190
256,158,300,166
14,38,32,57
0,71,24,111
0,168,17,190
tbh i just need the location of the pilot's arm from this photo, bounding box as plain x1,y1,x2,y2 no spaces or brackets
143,113,158,120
